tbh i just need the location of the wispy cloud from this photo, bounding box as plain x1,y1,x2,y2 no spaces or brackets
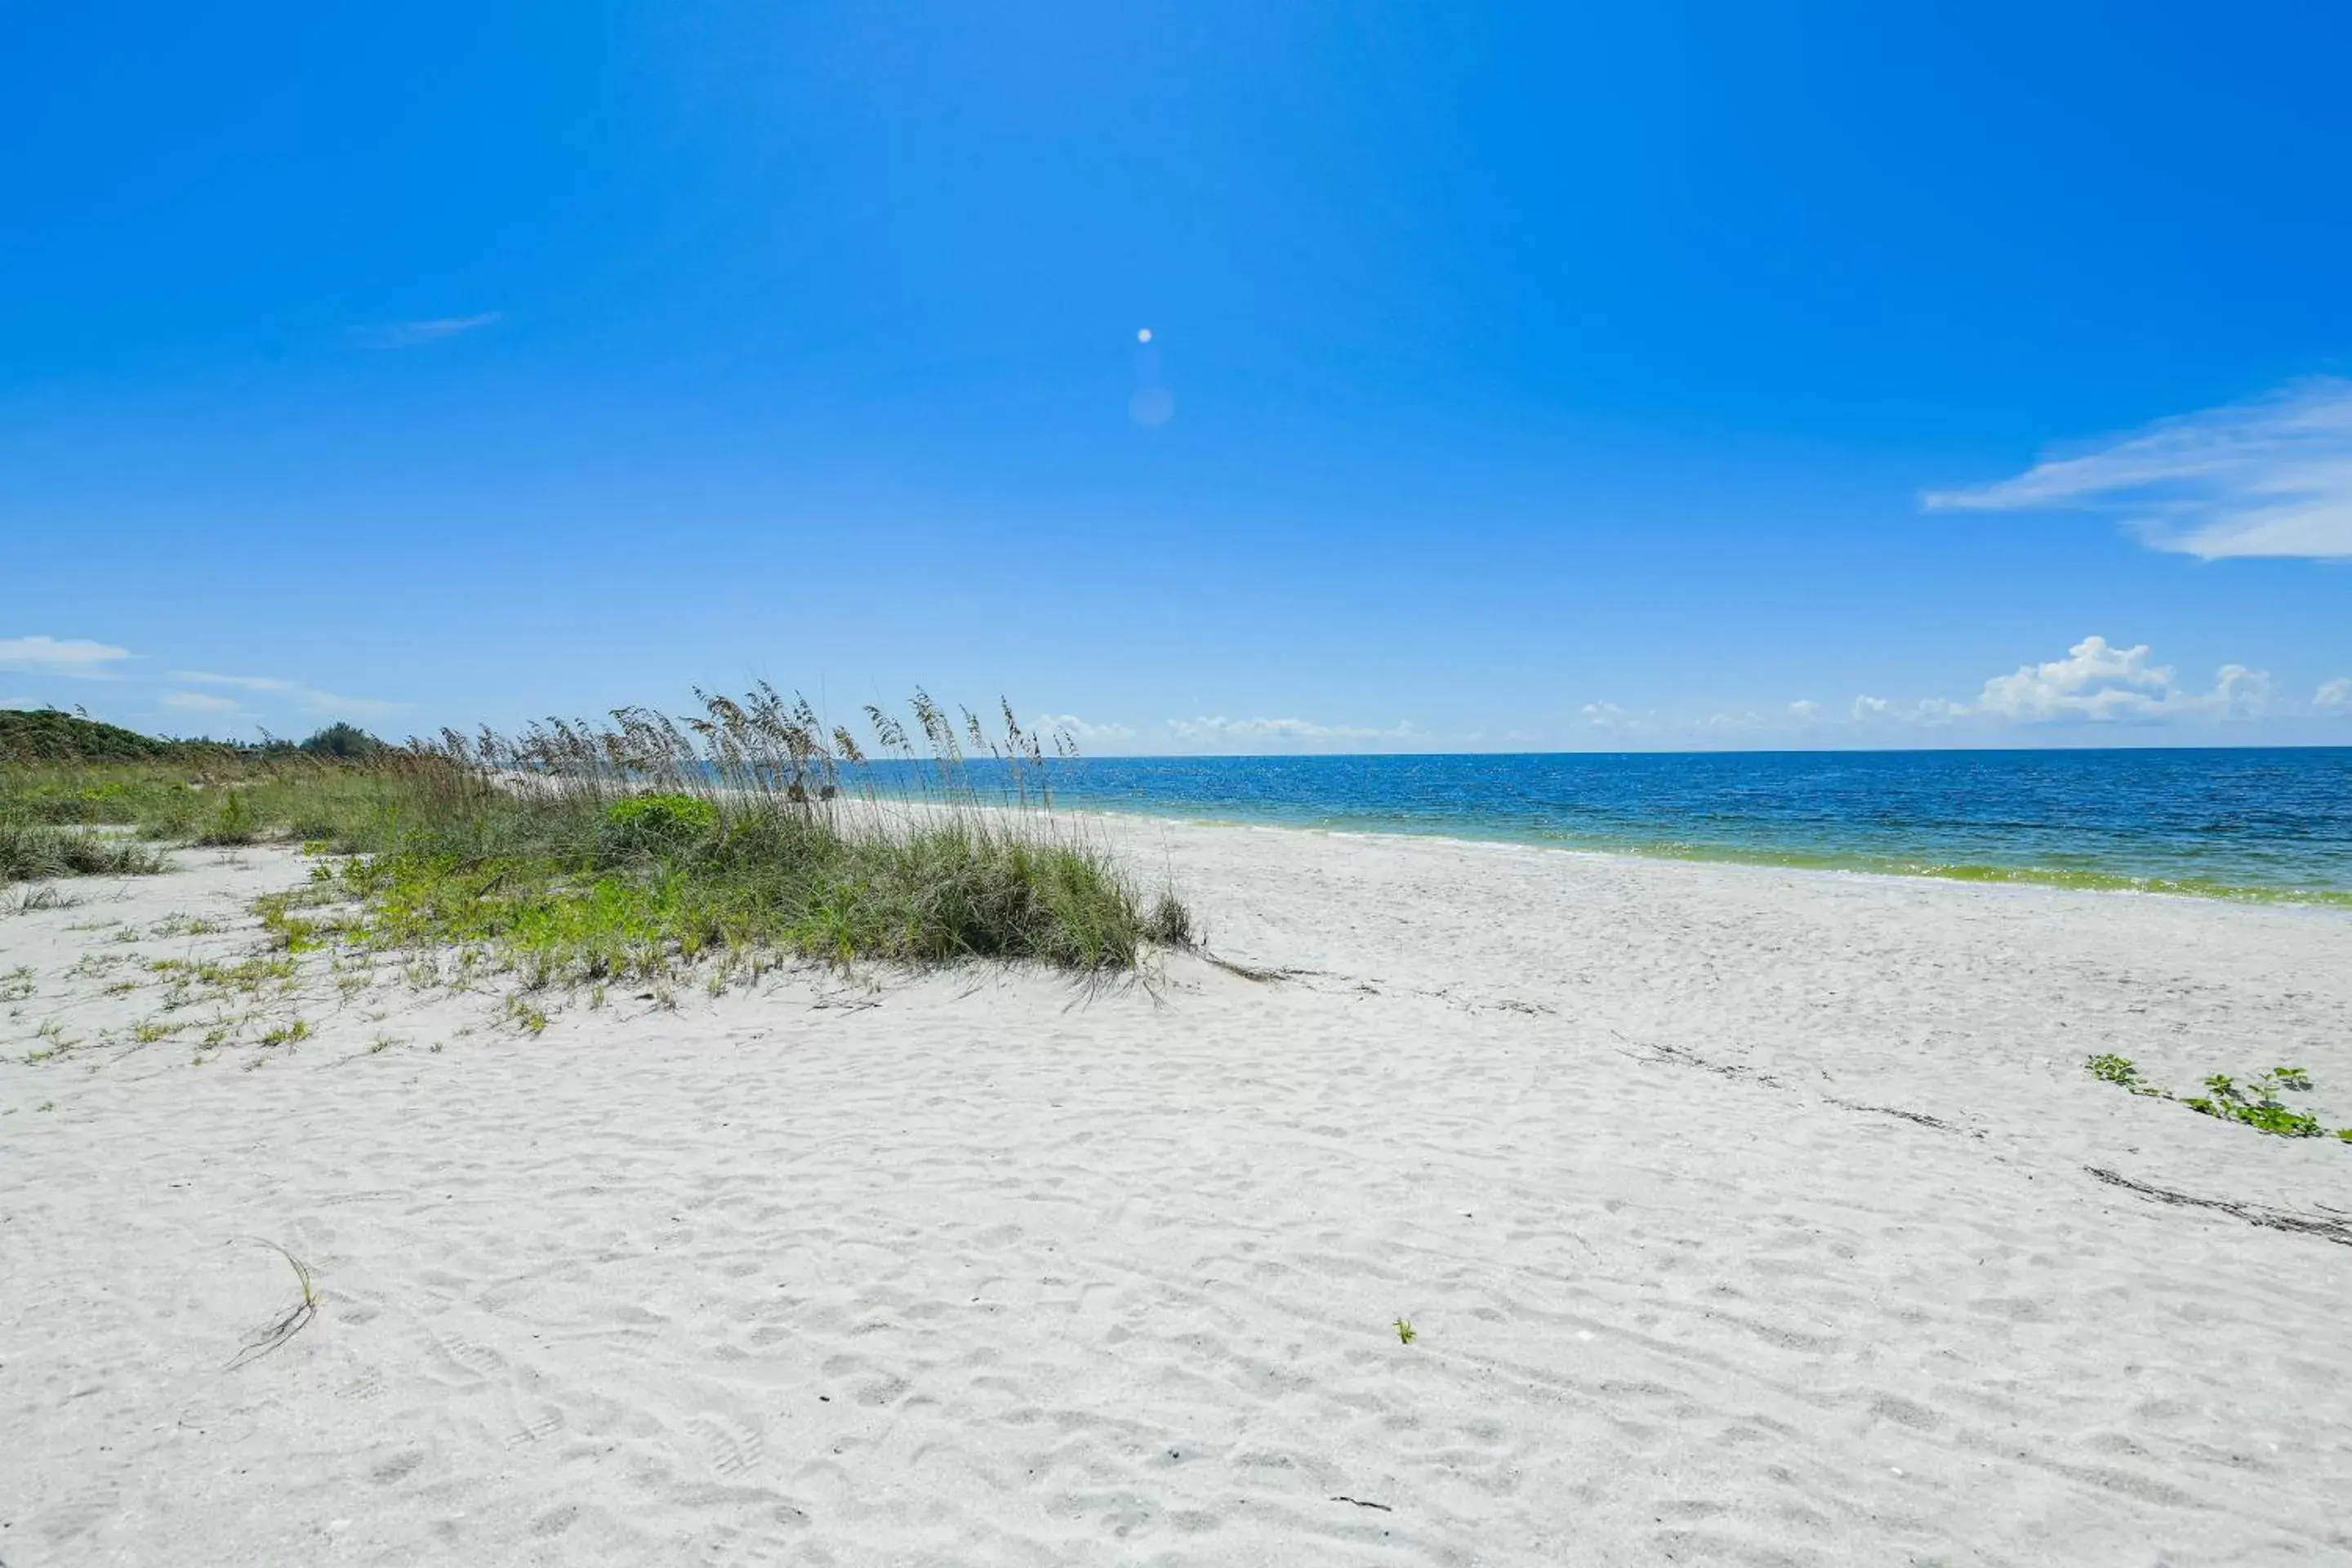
172,670,403,719
160,689,243,715
1034,713,1137,744
1166,715,1419,746
0,635,132,675
2316,677,2352,716
1922,378,2352,559
350,312,503,350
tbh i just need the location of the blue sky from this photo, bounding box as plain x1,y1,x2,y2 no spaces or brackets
4,1,2349,751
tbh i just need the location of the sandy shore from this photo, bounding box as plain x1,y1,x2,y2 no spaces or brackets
4,817,2350,1566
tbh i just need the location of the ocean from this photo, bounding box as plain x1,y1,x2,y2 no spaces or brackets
971,748,2352,905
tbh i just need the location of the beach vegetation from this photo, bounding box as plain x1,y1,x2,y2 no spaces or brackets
2085,1055,2350,1141
2,688,1192,1018
199,790,258,846
0,707,171,762
0,822,167,884
298,722,385,760
1394,1316,1417,1345
225,1240,320,1370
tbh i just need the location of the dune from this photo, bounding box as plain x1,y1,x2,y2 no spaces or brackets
4,818,2349,1565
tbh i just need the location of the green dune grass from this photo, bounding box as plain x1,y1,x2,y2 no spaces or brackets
2,691,1188,973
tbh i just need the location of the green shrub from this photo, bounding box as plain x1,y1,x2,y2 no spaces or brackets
298,722,385,760
601,793,720,858
199,790,259,846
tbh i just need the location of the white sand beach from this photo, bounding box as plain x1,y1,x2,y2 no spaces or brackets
5,818,2350,1566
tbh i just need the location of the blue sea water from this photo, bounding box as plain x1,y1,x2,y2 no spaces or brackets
985,749,2352,902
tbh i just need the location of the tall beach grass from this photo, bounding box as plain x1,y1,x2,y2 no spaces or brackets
1,690,1187,974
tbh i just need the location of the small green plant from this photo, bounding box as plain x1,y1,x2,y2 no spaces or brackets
2180,1071,2327,1138
504,994,549,1035
1143,891,1195,947
5,884,82,915
201,790,258,847
0,965,33,1001
2087,1055,2348,1141
1393,1316,1417,1346
2086,1053,2155,1093
258,1018,311,1048
24,1018,77,1062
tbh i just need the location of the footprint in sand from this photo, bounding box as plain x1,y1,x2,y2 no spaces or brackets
504,1411,564,1448
532,1503,582,1536
370,1450,425,1486
688,1414,766,1477
425,1330,502,1382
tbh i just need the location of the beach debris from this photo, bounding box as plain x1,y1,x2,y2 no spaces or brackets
225,1239,321,1369
1332,1494,1394,1512
2086,1167,2352,1249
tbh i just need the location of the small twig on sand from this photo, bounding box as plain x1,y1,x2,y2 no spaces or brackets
1201,953,1312,983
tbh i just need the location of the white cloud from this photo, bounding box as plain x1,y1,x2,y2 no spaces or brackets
1573,637,2290,747
1033,712,1136,744
1971,635,2274,724
1166,715,1418,746
351,312,503,349
1975,636,2183,722
172,670,403,719
1696,710,1767,733
1922,378,2352,559
2317,677,2352,715
2209,664,2276,720
160,690,243,715
0,635,131,675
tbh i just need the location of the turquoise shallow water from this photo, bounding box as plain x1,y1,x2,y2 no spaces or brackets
924,749,2352,904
